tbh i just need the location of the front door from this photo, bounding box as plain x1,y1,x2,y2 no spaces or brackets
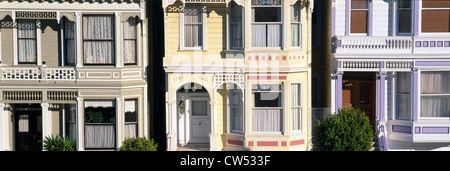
342,73,376,131
189,98,210,143
15,107,42,151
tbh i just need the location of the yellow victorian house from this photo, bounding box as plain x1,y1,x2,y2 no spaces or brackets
162,0,313,151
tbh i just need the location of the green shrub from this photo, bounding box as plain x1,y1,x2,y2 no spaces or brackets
43,135,76,151
312,107,373,151
118,137,158,151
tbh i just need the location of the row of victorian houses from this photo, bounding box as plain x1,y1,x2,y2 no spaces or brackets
0,0,450,151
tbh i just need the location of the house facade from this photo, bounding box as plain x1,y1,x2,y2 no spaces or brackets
162,0,313,151
0,0,149,151
332,0,450,150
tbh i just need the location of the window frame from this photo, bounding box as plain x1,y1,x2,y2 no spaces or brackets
229,2,244,50
291,83,302,132
349,0,369,35
291,1,302,48
251,1,283,48
124,98,138,138
421,0,450,34
82,14,116,66
179,3,207,51
63,18,76,66
123,17,138,66
396,0,413,35
395,72,412,120
84,99,116,149
251,83,283,133
420,71,450,119
228,85,244,134
17,19,38,65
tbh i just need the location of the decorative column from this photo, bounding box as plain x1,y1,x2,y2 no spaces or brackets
116,97,123,148
0,103,8,151
75,12,82,68
41,103,50,147
335,71,343,113
412,69,419,122
209,100,218,151
167,100,176,151
76,97,84,151
377,72,386,122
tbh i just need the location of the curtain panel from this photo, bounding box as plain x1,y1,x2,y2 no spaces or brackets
83,15,114,64
421,71,450,117
17,19,37,63
123,18,137,64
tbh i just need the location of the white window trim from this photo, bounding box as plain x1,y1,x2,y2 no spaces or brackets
250,2,284,49
227,87,244,134
290,83,302,133
395,0,413,36
13,19,41,65
349,0,369,36
179,3,207,51
250,83,284,134
227,2,245,50
290,1,303,49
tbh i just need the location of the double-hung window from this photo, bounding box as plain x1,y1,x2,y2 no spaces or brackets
291,83,302,131
125,99,138,138
83,15,115,65
350,0,368,34
228,85,243,133
64,18,76,66
291,1,302,47
184,4,203,48
422,0,450,32
421,71,450,118
252,84,282,132
251,0,282,47
396,72,411,120
230,2,243,49
123,18,137,65
397,0,412,34
17,19,37,64
84,100,116,149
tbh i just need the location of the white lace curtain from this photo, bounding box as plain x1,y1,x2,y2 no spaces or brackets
84,101,116,149
17,20,37,63
184,4,203,48
252,108,282,132
83,15,114,64
421,71,450,117
291,84,301,131
123,18,137,64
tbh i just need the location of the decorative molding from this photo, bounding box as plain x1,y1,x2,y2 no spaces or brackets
0,11,12,21
60,12,76,22
120,12,141,22
16,11,56,19
0,1,141,10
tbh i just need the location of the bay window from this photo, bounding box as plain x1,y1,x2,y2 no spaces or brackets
422,0,450,32
421,71,450,118
252,84,282,132
251,0,282,47
83,15,115,65
396,72,411,120
17,19,37,64
84,100,116,149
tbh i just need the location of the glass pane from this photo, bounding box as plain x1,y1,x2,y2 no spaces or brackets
267,24,281,47
17,20,36,38
83,41,114,64
82,16,114,40
423,0,450,8
18,39,37,63
291,107,301,131
18,115,29,132
291,23,300,47
398,9,412,33
125,100,137,122
291,3,301,22
351,0,368,9
398,0,411,8
351,11,368,33
252,24,267,47
397,72,410,93
253,7,281,22
85,101,116,123
422,10,450,32
254,92,282,107
421,71,450,94
397,95,411,119
291,84,301,106
192,101,207,116
421,96,450,117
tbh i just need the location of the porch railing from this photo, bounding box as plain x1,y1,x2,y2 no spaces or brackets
334,36,413,54
0,66,76,81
